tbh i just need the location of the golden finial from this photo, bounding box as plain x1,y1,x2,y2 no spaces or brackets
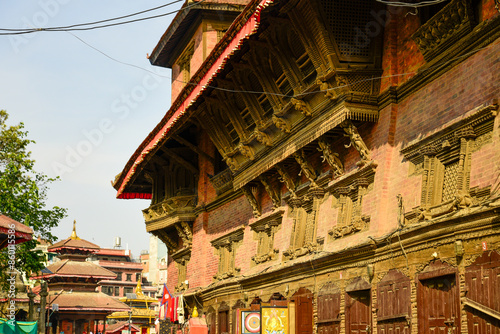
135,277,144,297
192,306,198,318
70,220,80,240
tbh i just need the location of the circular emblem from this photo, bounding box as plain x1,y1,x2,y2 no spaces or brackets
245,312,260,333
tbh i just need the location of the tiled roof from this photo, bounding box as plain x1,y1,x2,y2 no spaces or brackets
105,321,139,334
0,215,33,234
96,248,131,257
49,237,100,251
33,260,116,279
48,291,130,311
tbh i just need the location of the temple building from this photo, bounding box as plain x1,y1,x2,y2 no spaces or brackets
33,222,130,334
113,0,500,333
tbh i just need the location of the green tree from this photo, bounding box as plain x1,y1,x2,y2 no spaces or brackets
0,110,66,285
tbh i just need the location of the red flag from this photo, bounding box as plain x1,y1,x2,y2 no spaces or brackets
160,283,171,307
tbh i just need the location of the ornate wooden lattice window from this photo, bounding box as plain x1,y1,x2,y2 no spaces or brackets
211,227,244,281
328,164,375,240
402,104,496,223
377,270,411,333
320,0,375,62
317,283,341,334
249,209,284,265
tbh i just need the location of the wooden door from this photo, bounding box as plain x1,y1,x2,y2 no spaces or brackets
317,291,340,334
295,292,313,334
377,270,411,334
465,251,500,333
346,290,371,334
418,274,459,334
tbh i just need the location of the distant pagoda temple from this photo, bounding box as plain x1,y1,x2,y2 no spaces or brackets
107,280,157,334
32,221,130,334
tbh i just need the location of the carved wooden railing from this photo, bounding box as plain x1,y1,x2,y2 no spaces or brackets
412,0,476,61
142,194,197,223
209,168,233,195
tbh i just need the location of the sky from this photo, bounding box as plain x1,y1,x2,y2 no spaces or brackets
0,0,184,257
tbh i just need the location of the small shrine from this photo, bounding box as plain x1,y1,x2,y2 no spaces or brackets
107,280,157,334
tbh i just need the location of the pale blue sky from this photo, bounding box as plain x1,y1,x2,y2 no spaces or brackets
1,1,182,257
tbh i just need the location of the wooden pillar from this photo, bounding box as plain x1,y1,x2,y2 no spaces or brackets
72,319,76,334
102,317,107,334
55,320,60,334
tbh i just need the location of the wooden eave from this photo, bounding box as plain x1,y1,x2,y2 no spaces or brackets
115,0,275,199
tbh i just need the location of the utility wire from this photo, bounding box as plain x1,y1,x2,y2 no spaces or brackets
0,0,202,35
375,0,449,7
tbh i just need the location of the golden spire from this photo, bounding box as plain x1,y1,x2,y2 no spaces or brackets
192,306,198,318
136,277,144,297
70,220,80,240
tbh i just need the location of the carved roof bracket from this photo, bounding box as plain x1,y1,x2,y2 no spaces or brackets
294,149,318,187
275,163,297,198
341,120,371,166
259,175,281,209
241,185,261,218
317,137,344,179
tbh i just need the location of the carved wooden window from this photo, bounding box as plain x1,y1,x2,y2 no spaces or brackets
317,283,341,334
320,0,375,61
401,104,496,223
377,270,411,333
171,246,191,292
283,192,324,260
177,43,194,84
250,209,283,265
329,174,373,240
465,251,500,332
287,30,315,85
211,227,244,281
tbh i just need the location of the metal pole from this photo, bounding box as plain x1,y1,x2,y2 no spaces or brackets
129,311,132,334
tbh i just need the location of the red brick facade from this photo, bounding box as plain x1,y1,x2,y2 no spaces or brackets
117,0,500,333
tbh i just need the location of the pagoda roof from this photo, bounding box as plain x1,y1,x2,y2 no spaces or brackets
48,291,130,312
32,259,116,279
0,214,33,249
48,237,100,252
114,0,272,199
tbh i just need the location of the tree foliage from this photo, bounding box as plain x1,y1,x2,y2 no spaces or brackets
0,110,66,284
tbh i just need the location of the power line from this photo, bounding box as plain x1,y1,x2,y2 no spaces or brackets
0,0,202,35
375,0,449,7
66,30,496,101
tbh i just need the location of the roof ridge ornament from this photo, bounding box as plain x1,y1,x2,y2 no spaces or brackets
70,220,80,240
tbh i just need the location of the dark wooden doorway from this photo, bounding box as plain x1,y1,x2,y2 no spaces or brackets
292,288,313,334
346,290,371,334
377,270,411,333
417,262,460,334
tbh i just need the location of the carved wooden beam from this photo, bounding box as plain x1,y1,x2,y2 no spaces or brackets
160,147,199,175
172,135,215,164
199,103,233,154
244,50,286,113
